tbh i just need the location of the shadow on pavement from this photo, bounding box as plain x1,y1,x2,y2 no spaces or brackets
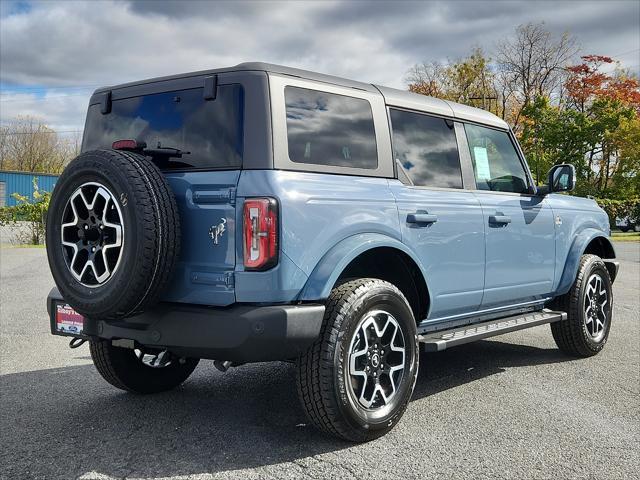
1,339,572,479
413,339,572,399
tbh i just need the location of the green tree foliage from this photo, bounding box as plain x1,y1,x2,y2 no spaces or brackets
0,178,51,244
407,25,639,202
407,48,500,114
595,197,640,227
520,56,639,198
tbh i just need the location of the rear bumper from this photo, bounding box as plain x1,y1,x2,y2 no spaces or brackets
47,288,325,362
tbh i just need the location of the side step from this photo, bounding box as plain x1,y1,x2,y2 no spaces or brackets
418,309,566,352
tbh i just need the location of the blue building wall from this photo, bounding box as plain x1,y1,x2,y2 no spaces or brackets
0,170,59,207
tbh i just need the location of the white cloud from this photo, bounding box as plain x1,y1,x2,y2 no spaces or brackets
0,0,638,132
0,90,88,132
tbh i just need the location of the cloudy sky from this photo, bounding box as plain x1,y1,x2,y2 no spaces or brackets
1,0,638,134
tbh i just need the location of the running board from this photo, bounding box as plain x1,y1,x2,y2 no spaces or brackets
418,309,566,352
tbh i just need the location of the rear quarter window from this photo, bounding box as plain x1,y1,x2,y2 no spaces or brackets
284,86,377,169
82,84,244,170
390,109,462,189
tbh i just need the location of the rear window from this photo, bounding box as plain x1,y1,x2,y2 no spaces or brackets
285,86,377,169
82,85,244,170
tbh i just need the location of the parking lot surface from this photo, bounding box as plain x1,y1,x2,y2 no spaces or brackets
1,243,638,479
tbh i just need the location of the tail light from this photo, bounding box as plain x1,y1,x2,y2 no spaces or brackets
243,197,278,270
112,139,145,151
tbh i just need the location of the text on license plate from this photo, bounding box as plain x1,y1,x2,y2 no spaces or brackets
56,303,84,335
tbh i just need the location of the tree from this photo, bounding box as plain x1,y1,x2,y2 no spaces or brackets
495,22,578,129
0,178,51,244
0,116,78,174
520,96,591,185
407,48,499,114
406,61,447,98
562,56,640,197
520,55,640,198
565,55,640,112
407,23,579,130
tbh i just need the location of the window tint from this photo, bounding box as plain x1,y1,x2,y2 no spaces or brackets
83,85,244,170
464,124,529,194
285,86,377,169
390,109,462,188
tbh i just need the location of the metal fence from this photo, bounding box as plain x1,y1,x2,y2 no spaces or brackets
0,170,59,207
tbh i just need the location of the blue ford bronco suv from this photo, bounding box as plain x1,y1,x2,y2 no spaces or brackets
46,63,619,442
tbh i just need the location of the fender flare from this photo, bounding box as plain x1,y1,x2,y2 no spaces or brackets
297,232,429,302
556,228,616,296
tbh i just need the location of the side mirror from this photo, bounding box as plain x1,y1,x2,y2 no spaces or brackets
544,164,575,194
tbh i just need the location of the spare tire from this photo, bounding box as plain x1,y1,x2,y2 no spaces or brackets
46,149,180,320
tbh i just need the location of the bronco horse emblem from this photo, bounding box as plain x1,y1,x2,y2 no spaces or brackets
209,218,227,245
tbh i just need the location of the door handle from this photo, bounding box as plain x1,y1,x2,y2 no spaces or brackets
489,214,511,225
407,213,438,224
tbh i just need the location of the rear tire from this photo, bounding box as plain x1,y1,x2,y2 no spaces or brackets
550,254,613,357
90,340,199,394
296,278,419,442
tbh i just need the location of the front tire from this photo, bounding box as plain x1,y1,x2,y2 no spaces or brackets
90,340,199,394
296,279,419,442
550,254,613,357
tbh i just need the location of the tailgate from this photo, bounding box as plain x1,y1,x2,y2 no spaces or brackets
161,170,240,306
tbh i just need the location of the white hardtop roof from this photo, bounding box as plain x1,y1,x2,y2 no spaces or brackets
97,62,509,130
375,85,509,130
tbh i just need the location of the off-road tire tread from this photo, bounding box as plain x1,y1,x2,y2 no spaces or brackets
48,149,180,320
296,278,415,442
89,340,198,394
550,254,612,357
90,339,130,391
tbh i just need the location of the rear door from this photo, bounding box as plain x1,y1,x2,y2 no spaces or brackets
388,108,485,321
82,74,261,306
463,123,555,308
164,170,239,305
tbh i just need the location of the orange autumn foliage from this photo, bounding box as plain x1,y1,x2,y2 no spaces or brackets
566,55,640,112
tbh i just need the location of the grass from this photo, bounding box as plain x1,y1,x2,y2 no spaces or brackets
0,243,46,248
611,231,640,242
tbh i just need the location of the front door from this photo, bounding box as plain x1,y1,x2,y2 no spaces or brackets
388,109,485,320
463,123,555,308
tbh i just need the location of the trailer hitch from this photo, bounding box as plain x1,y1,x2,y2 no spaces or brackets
69,337,87,349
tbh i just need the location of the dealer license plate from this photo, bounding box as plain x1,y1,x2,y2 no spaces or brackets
54,302,85,336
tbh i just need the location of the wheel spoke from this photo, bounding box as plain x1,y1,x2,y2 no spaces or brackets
595,317,604,333
583,273,608,340
349,324,369,375
359,380,377,408
347,310,407,410
60,183,124,287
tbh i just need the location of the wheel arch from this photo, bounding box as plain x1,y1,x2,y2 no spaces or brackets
297,233,430,322
557,229,617,296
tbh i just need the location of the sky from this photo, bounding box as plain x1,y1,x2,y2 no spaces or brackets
1,0,639,135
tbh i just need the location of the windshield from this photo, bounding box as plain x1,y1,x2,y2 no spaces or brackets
82,84,244,170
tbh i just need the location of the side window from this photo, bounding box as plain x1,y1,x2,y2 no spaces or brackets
390,109,462,188
464,124,530,194
285,86,377,169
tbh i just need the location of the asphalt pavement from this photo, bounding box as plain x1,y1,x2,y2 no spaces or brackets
1,243,638,479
